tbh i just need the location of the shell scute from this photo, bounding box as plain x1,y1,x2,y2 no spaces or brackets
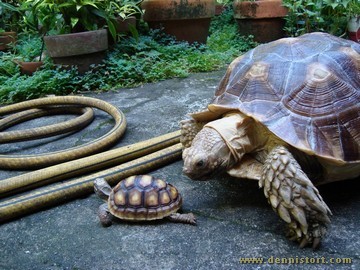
159,190,171,205
144,189,159,207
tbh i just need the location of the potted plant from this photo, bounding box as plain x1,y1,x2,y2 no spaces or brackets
103,0,143,38
233,0,288,43
0,1,20,51
141,0,216,44
12,34,45,76
24,0,115,73
348,1,360,43
215,0,232,15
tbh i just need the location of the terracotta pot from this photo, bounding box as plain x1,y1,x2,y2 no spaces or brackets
0,31,17,51
233,0,288,43
348,16,360,43
18,61,43,76
43,29,108,73
115,16,137,33
142,0,215,44
215,4,226,15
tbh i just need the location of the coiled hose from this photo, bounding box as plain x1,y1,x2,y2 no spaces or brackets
0,96,182,222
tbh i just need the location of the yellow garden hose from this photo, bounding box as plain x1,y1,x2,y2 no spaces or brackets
0,96,126,169
0,106,94,143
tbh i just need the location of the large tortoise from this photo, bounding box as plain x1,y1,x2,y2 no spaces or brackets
181,32,360,248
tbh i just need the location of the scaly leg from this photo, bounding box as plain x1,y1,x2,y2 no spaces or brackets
259,146,332,249
180,119,206,148
167,212,197,225
98,203,113,227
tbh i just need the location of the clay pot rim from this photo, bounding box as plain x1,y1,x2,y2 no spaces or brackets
43,29,108,58
233,0,288,19
142,0,215,21
43,29,107,40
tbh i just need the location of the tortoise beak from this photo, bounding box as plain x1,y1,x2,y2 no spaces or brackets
183,166,214,181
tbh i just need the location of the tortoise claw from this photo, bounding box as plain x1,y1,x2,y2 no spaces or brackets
312,237,321,250
298,236,321,250
299,238,308,249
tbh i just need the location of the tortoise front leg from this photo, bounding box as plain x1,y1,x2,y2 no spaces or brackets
167,212,197,225
180,119,206,148
259,146,332,249
98,203,114,227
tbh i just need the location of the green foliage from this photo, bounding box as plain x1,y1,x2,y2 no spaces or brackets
23,0,143,40
13,33,43,61
0,1,21,31
0,67,77,103
208,8,257,61
23,0,107,34
349,1,360,16
0,10,258,103
283,0,355,36
0,52,18,76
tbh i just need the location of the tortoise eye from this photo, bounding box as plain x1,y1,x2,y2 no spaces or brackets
196,160,205,167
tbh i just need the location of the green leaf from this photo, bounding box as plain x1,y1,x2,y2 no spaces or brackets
128,24,139,41
81,1,98,9
107,20,117,41
0,2,19,12
71,17,79,28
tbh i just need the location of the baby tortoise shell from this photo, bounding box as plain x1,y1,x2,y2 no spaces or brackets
110,175,181,220
94,175,196,226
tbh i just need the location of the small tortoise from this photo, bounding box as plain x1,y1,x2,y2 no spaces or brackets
94,175,196,226
181,32,360,248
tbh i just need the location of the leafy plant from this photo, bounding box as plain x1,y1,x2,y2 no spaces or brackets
24,0,105,33
208,7,257,60
104,0,143,20
0,51,18,76
283,0,355,36
23,0,142,40
349,1,360,16
13,33,44,61
101,0,143,40
0,1,21,32
0,67,77,103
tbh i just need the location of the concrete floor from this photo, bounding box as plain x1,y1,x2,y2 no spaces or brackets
0,70,359,270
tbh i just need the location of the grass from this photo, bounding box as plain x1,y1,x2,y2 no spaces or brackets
0,8,257,103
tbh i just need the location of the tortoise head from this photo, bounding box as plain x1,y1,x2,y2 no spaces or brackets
94,178,112,201
182,126,235,180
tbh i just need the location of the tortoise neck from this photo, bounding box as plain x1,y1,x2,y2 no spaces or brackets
204,113,265,163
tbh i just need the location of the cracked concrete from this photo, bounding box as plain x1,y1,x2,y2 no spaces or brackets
0,70,359,270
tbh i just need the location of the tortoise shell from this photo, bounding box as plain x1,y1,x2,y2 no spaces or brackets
198,32,360,163
108,175,182,221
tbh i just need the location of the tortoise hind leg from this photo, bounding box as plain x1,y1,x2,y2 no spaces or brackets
167,212,197,225
98,203,114,227
259,146,332,249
